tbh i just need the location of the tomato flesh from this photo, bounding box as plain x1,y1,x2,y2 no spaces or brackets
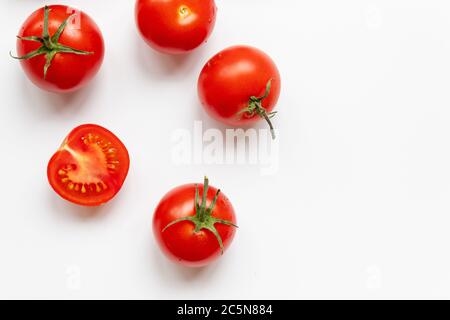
47,124,130,206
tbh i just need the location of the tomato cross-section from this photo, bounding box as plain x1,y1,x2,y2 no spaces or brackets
47,124,130,206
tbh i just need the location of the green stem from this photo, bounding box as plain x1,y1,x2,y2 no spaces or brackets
237,79,278,140
162,177,238,254
10,5,93,78
258,103,276,139
199,177,209,221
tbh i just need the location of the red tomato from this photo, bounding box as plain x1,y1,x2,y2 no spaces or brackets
135,0,217,54
198,45,281,138
47,124,130,207
13,5,104,93
153,177,237,267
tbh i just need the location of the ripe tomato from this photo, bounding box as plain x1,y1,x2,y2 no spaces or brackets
47,124,130,207
153,177,237,267
135,0,217,54
13,5,104,93
198,45,281,138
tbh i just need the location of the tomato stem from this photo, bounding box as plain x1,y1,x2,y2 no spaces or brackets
199,176,209,221
10,6,93,78
162,177,238,254
237,79,277,139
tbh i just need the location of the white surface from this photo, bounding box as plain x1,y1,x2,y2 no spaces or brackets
1,0,450,299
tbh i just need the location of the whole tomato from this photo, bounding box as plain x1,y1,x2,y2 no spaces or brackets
135,0,217,54
198,45,281,138
13,5,104,93
153,177,237,267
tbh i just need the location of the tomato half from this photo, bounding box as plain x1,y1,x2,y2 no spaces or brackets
14,5,104,93
135,0,217,54
153,177,237,267
47,124,130,207
198,45,281,138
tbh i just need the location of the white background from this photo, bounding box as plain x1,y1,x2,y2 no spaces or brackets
1,0,450,299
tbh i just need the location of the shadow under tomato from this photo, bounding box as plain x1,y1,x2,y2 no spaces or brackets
18,71,99,119
148,236,220,282
47,189,117,221
133,34,207,79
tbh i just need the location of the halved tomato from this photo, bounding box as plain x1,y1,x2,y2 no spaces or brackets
47,124,130,206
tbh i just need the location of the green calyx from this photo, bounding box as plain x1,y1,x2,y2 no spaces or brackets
238,79,278,140
162,177,238,254
10,6,93,78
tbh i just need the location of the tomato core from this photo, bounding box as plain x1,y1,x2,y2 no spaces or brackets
57,134,118,195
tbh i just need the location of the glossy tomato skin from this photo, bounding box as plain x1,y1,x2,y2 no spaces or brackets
47,124,130,207
198,45,281,126
135,0,217,54
17,5,104,93
153,183,237,267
